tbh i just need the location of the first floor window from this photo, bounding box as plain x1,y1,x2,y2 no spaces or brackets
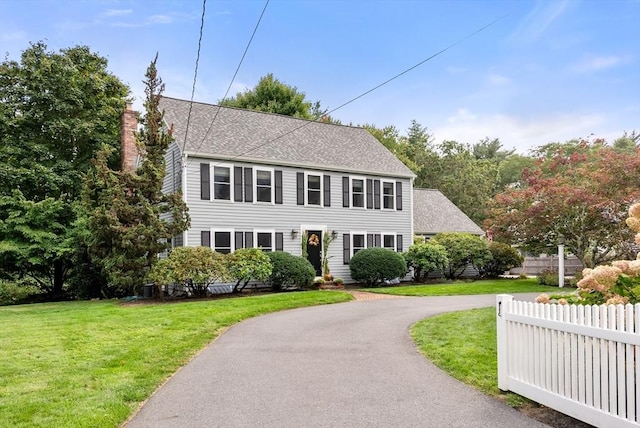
352,234,365,255
256,169,272,202
256,232,273,252
214,231,232,254
383,181,394,209
383,234,395,250
214,166,231,200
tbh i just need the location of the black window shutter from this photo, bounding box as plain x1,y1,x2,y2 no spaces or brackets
244,168,253,202
342,176,349,207
275,233,283,251
235,231,244,250
201,231,210,247
397,235,403,252
200,163,210,200
374,180,381,209
296,172,304,205
343,234,350,264
367,234,374,247
275,170,283,204
244,232,253,248
396,181,403,211
234,167,243,202
366,179,373,209
323,175,331,207
374,234,381,247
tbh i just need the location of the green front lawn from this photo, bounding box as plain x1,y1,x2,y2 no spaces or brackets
365,278,558,296
0,291,352,427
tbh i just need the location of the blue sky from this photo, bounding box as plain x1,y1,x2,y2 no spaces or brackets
1,0,639,153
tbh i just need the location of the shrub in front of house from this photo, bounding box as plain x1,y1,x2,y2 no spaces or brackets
536,269,560,287
227,248,272,293
349,247,407,287
403,241,449,282
266,251,315,291
430,232,492,279
481,242,524,278
148,246,228,297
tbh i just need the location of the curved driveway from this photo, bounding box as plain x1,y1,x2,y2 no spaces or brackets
126,293,549,428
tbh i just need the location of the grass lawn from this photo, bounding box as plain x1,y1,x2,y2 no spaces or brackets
0,291,351,428
410,307,528,407
364,278,560,296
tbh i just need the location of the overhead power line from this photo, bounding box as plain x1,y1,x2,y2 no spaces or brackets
181,0,207,152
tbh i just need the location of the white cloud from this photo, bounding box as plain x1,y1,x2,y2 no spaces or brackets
0,30,27,43
148,14,173,24
104,9,132,17
487,73,511,86
433,108,607,153
570,54,632,72
510,0,571,43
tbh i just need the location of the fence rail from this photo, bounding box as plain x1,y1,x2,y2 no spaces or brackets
496,295,640,428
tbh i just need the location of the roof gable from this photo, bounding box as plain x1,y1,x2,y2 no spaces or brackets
413,188,484,235
160,97,414,178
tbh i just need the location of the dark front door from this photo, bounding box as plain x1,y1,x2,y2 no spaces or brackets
306,230,322,276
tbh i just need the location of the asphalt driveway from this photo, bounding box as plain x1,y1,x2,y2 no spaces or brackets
125,293,549,428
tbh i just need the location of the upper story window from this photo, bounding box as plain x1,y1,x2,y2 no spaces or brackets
383,181,394,209
307,174,322,205
213,165,232,200
255,169,273,203
352,178,365,208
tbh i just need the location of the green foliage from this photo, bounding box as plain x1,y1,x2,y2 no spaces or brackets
0,42,129,295
536,269,560,287
82,58,189,296
148,247,227,297
227,248,273,293
349,247,407,287
482,242,523,278
404,242,449,281
266,251,315,291
366,279,556,297
431,233,492,279
221,73,319,119
0,279,43,305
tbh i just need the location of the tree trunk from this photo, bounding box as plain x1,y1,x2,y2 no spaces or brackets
53,259,64,294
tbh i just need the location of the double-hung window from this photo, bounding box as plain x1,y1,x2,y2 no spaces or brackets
352,233,366,256
255,168,273,203
213,231,233,254
383,233,396,251
255,231,274,252
307,174,322,205
213,165,232,200
382,181,395,210
351,178,365,208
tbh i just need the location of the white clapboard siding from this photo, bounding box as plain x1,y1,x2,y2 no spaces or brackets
496,295,640,428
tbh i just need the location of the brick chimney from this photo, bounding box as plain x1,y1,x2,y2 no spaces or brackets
121,102,138,172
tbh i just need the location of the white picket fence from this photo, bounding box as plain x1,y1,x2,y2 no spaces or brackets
496,295,640,428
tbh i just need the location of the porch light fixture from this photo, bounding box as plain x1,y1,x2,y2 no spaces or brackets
331,230,338,239
291,229,299,239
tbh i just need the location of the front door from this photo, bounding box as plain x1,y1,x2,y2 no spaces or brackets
306,230,322,276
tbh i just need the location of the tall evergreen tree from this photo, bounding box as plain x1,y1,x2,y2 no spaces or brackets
82,58,189,295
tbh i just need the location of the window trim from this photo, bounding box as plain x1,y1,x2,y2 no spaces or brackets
212,163,234,202
382,180,395,210
212,229,234,254
350,176,366,209
253,167,275,204
305,172,323,207
351,231,367,257
382,232,397,251
254,229,275,252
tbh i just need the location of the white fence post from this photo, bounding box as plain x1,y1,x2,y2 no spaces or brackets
496,294,513,391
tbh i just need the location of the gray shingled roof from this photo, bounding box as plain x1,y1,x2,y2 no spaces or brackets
159,97,415,178
413,188,484,235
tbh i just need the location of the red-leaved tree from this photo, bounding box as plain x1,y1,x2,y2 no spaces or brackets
484,140,640,268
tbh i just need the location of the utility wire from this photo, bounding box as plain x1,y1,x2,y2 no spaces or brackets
182,0,207,152
205,12,509,165
189,0,270,156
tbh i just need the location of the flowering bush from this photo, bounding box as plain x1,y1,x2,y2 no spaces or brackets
538,203,640,305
